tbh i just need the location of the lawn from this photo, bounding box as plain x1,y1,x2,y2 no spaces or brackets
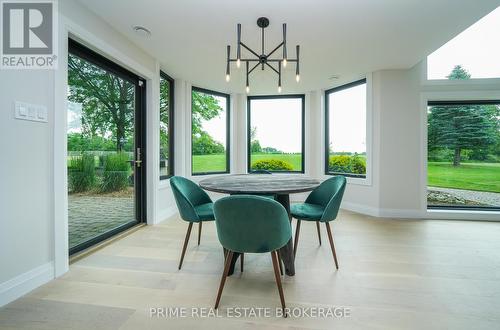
192,153,303,173
428,162,500,193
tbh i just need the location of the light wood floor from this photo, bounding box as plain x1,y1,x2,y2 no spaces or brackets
1,210,500,329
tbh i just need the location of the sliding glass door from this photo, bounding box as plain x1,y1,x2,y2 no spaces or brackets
67,39,146,254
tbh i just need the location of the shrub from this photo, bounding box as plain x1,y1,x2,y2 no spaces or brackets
68,153,96,192
101,152,131,192
328,155,366,175
251,159,293,171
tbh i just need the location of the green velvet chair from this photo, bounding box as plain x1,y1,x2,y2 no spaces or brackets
213,195,292,316
170,176,215,270
290,176,346,269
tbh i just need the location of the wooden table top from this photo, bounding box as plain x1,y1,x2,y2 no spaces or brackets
199,174,320,195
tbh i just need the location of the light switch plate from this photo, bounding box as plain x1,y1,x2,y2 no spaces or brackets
14,101,48,123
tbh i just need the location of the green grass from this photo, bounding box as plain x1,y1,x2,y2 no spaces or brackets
428,162,500,193
192,153,303,173
192,154,228,173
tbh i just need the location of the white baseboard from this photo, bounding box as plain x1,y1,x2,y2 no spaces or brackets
156,206,178,224
341,202,423,219
0,262,54,307
341,201,380,217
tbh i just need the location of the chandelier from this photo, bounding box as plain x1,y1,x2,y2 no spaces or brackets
225,17,300,93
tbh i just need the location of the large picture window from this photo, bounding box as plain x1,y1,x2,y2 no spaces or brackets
427,100,500,210
247,95,305,173
160,71,174,179
191,87,230,175
427,7,500,80
325,79,367,178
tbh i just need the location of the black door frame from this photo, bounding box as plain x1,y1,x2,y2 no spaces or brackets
68,39,147,255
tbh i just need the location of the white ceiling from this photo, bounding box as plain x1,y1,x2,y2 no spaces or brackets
77,0,500,95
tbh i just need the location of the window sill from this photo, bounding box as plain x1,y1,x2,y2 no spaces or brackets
427,209,500,221
422,77,500,87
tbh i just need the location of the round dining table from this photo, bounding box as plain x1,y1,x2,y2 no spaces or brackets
199,174,320,276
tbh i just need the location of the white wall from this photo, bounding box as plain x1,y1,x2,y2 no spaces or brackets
0,70,55,289
0,0,161,307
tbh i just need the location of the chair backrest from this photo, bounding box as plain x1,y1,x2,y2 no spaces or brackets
170,176,212,222
305,176,346,222
213,195,292,253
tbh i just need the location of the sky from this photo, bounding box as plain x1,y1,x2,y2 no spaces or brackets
200,95,227,145
249,98,302,153
328,84,366,153
427,6,500,79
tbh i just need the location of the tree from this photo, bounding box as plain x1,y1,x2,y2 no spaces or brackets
68,54,135,151
428,65,498,166
190,91,225,155
192,131,225,155
250,126,262,153
160,77,170,160
192,91,223,135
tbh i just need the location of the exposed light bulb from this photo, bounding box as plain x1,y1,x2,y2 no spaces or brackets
278,86,282,93
225,74,230,82
246,85,250,93
236,59,241,68
296,74,300,82
282,59,287,68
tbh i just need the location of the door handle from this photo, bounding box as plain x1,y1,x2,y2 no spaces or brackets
135,148,142,168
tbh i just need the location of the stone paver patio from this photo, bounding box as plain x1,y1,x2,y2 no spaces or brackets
69,195,134,249
428,186,500,207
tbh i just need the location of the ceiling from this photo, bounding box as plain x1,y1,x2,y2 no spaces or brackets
77,0,500,95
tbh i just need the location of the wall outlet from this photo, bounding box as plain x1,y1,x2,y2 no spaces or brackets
14,101,48,123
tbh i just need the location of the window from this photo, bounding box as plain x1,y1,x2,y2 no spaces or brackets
160,71,174,179
427,7,500,80
427,100,500,210
191,87,230,175
325,79,367,178
247,95,305,173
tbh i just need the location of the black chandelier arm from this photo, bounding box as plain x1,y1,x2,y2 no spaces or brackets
248,62,260,74
267,42,284,58
266,58,298,63
229,58,260,62
264,62,280,75
239,42,261,58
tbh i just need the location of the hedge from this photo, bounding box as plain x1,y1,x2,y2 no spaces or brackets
251,159,294,171
328,155,366,174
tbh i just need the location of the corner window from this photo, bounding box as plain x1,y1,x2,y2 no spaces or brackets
325,79,367,178
160,72,174,179
427,7,500,80
191,87,230,175
247,95,305,173
427,100,500,210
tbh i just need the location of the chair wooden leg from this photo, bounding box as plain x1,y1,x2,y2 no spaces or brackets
271,251,287,318
240,253,244,272
293,220,301,258
215,251,233,309
178,223,193,270
198,222,202,245
277,251,283,276
325,222,339,269
316,221,322,246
